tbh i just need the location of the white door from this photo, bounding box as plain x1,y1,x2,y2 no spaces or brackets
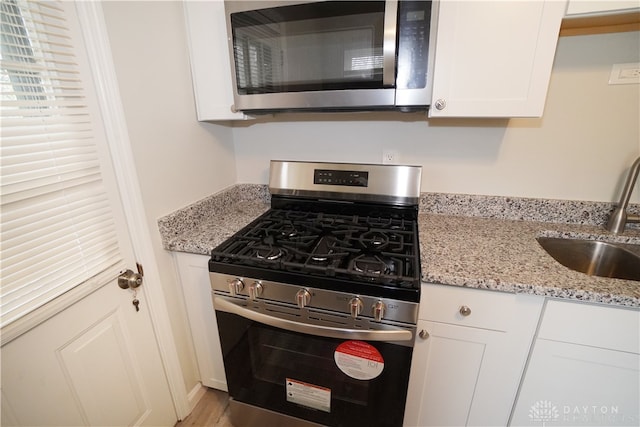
1,1,177,425
0,279,177,426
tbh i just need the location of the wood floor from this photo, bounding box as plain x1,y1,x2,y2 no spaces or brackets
175,388,233,427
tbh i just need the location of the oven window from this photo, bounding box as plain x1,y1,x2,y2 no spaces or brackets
230,2,386,94
217,311,413,427
249,327,369,407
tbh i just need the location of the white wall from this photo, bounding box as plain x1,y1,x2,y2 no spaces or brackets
232,31,640,203
101,1,237,394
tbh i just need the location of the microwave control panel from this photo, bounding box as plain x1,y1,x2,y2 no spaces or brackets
397,1,432,90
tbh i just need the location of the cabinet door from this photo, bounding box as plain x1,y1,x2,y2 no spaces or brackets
566,0,639,16
174,253,227,391
405,321,521,426
183,0,249,121
510,339,640,426
429,0,567,117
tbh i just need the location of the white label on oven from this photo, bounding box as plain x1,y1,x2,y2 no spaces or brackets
286,378,331,413
334,340,384,380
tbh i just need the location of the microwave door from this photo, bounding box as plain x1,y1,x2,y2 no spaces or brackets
226,0,399,112
382,0,398,87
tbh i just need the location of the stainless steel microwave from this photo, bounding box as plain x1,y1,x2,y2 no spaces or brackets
225,0,437,113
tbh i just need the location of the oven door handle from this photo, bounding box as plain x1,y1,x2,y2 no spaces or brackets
214,296,414,342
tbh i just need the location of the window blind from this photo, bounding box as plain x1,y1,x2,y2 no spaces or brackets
1,0,123,328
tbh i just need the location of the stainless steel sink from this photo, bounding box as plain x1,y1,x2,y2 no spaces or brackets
536,237,640,281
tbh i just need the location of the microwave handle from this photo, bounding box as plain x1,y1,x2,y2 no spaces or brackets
214,295,413,342
382,0,399,86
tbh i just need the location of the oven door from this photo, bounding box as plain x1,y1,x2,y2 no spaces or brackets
214,295,415,427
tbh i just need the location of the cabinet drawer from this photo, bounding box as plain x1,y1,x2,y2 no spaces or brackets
420,284,530,331
538,300,640,353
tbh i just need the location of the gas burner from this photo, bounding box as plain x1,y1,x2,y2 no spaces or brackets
279,225,298,238
360,231,389,251
389,231,402,240
350,254,397,276
255,247,284,260
366,217,394,228
286,211,311,220
319,216,354,227
310,235,336,263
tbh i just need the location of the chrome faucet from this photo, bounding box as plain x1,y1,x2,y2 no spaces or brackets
606,156,640,234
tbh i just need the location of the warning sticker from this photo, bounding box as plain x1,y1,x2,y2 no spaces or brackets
334,340,384,380
286,378,331,413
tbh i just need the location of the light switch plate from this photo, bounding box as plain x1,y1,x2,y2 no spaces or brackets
609,62,640,85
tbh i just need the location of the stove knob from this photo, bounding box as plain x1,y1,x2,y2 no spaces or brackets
228,278,244,296
249,281,263,300
372,300,386,322
349,297,364,319
296,289,311,308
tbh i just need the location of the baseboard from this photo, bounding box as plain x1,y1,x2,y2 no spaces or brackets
204,378,229,392
184,383,208,418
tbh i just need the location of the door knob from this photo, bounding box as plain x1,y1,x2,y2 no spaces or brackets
118,269,142,289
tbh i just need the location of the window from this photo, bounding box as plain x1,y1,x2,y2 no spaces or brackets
1,0,123,329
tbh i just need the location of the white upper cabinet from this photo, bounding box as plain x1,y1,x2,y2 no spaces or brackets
429,0,568,118
566,0,640,16
183,0,249,121
185,0,568,120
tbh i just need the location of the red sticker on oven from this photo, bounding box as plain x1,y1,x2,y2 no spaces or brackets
334,340,384,380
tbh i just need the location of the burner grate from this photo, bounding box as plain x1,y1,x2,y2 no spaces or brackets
211,208,419,288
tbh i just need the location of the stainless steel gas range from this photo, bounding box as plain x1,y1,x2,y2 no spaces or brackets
209,160,422,427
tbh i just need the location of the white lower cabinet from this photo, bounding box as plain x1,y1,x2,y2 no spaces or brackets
404,284,544,426
173,252,227,391
510,300,640,426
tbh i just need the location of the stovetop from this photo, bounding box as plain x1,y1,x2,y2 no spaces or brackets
209,205,421,302
209,160,422,303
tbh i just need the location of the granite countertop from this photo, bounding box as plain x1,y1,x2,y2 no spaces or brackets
158,185,271,255
419,214,639,306
159,185,640,307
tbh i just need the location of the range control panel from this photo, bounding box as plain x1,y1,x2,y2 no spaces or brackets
314,169,369,187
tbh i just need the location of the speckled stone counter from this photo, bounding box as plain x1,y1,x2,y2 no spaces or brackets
419,214,639,307
158,184,640,307
158,184,270,255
